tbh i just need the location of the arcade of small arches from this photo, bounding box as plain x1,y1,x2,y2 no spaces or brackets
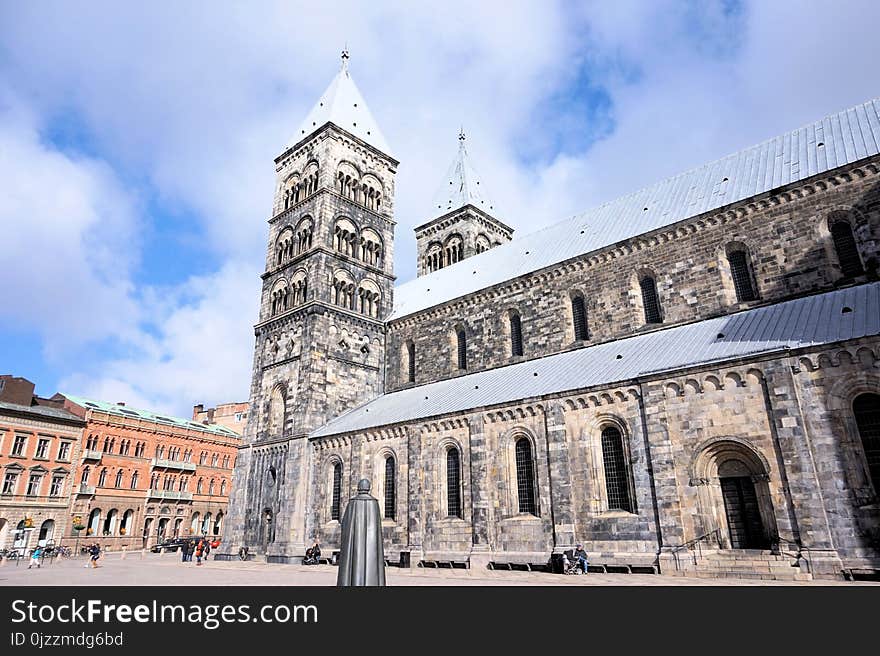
331,272,382,318
275,219,314,266
282,167,319,211
334,218,384,267
270,272,309,317
337,169,383,212
424,234,465,273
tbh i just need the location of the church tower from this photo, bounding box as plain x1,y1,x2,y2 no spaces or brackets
220,51,397,561
415,131,513,276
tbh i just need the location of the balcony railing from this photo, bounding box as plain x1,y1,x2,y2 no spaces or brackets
146,489,193,501
150,458,196,472
77,485,96,495
0,493,69,504
81,450,102,461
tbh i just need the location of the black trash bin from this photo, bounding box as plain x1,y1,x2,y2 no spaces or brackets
399,551,411,568
549,553,565,574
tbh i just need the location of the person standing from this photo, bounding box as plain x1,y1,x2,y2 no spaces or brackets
28,546,42,569
203,538,211,561
195,538,204,566
88,543,101,568
181,540,189,563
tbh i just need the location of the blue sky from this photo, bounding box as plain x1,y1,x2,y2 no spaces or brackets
1,1,878,416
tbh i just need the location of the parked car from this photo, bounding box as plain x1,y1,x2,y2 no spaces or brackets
150,537,199,553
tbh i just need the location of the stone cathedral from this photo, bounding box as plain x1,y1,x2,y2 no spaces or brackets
220,54,880,580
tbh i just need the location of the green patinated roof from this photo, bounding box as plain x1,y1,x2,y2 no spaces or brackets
62,395,241,439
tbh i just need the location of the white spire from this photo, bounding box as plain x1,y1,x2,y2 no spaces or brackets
288,50,392,156
430,129,496,215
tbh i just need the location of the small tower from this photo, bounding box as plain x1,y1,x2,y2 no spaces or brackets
415,131,513,276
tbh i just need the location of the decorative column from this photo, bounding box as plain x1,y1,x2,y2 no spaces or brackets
467,413,492,569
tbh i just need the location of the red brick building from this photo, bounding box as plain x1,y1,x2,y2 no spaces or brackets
0,376,85,553
60,395,241,550
192,401,249,436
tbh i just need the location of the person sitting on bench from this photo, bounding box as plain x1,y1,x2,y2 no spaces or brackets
303,541,321,565
573,544,589,574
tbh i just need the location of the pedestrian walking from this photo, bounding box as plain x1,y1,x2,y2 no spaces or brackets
88,543,101,568
195,538,204,566
28,546,42,569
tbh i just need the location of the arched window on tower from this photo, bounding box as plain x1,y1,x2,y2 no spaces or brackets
384,456,396,520
639,275,662,324
853,393,880,493
571,294,588,341
831,219,863,278
406,340,416,383
601,426,633,513
330,462,342,521
509,311,523,357
455,326,467,370
726,244,757,302
515,437,537,515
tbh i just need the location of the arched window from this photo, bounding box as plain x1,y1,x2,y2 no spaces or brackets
384,457,396,520
268,386,286,435
509,311,523,357
456,327,467,370
130,471,139,490
114,470,123,488
196,478,203,494
97,468,107,487
406,340,416,383
571,295,588,341
446,447,462,518
727,246,757,302
80,466,90,486
515,438,537,515
831,220,863,278
639,275,662,324
854,393,880,492
601,426,633,512
220,480,227,496
209,479,215,496
331,462,342,521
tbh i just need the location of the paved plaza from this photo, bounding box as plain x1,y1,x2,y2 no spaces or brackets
0,552,875,586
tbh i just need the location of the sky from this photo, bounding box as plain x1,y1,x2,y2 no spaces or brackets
1,1,878,418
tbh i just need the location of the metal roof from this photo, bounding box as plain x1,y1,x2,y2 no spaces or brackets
288,53,392,157
391,98,880,320
62,395,241,439
429,131,498,216
0,401,84,424
313,282,880,438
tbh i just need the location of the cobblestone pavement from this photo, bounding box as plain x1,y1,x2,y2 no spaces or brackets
0,552,874,586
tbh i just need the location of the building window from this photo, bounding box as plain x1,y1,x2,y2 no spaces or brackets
49,475,64,497
199,451,207,466
130,471,139,490
3,472,19,494
514,437,537,515
98,468,107,487
831,220,863,278
115,470,124,488
179,477,187,492
80,466,90,485
509,312,523,357
197,478,203,494
26,473,42,496
640,275,662,324
406,340,416,383
220,480,226,496
854,393,880,492
57,442,71,461
209,479,215,495
446,447,462,519
601,426,633,513
11,435,26,456
35,438,49,459
384,457,396,520
456,327,467,370
727,247,757,302
331,462,342,521
212,454,219,467
571,295,588,341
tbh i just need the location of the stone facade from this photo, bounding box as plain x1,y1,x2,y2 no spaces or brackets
221,64,880,579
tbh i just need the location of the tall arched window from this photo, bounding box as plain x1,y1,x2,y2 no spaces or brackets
80,466,90,486
514,437,537,515
601,426,633,512
130,471,139,490
331,462,342,521
831,220,863,278
509,311,523,357
640,275,662,324
384,457,396,520
114,470,123,488
727,246,757,302
406,340,416,383
571,295,588,341
456,327,467,370
446,447,461,519
98,468,107,487
854,393,880,492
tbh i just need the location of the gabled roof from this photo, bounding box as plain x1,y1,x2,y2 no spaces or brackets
62,395,240,439
0,400,84,425
391,97,880,320
428,131,498,217
313,282,880,438
288,53,392,157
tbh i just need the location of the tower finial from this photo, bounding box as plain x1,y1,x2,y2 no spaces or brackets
458,127,466,149
341,46,350,72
